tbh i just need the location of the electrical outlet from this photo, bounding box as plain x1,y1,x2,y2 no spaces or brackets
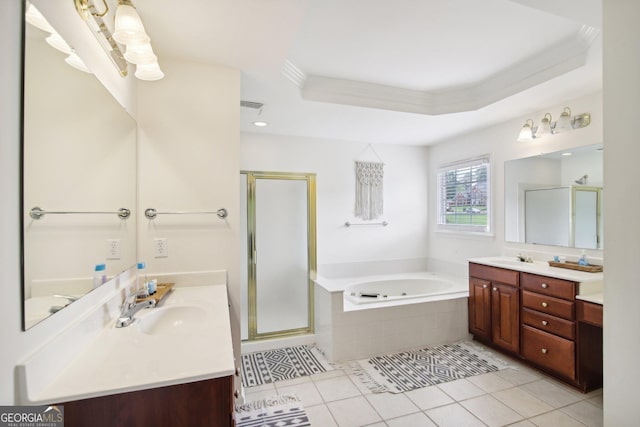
154,238,168,258
106,239,121,260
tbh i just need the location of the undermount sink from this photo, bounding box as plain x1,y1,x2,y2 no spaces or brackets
491,259,531,266
137,306,207,335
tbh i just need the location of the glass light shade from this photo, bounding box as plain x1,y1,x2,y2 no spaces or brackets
25,3,55,33
555,107,573,132
113,4,148,44
135,62,164,81
536,113,552,138
124,41,157,65
46,32,72,55
518,119,534,141
65,52,92,73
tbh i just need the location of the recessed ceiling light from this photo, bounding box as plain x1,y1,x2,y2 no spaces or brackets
253,121,268,127
562,152,573,156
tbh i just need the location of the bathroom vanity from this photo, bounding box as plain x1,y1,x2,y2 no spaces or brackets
17,284,236,427
468,257,603,392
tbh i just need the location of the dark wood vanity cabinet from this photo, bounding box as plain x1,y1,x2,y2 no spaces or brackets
59,376,235,427
468,263,520,354
520,272,578,381
469,262,602,392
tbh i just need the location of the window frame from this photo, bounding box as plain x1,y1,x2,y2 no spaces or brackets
436,155,492,235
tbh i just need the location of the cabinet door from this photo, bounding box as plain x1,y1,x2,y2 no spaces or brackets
469,278,491,340
491,283,520,353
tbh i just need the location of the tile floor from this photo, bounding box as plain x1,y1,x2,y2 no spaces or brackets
243,343,603,427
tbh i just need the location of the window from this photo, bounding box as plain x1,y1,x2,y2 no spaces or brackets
436,156,491,233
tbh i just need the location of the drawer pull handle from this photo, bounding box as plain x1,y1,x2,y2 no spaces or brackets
541,302,548,308
541,320,548,326
541,283,549,289
541,348,548,354
492,287,497,292
483,284,488,288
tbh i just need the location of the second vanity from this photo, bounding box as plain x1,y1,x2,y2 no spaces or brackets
468,256,603,392
16,283,235,427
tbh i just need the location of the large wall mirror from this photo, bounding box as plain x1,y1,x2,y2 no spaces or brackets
504,144,603,249
22,2,137,329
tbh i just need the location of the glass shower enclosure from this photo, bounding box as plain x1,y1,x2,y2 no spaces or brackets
240,171,317,340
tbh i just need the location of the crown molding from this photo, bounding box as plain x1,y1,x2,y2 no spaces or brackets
286,25,599,116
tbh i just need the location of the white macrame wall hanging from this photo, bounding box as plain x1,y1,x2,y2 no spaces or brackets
354,160,384,220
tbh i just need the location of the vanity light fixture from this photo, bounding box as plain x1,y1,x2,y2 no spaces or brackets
25,2,54,33
25,3,92,74
65,51,92,73
74,0,164,80
517,119,534,141
536,113,553,138
517,107,591,142
555,107,573,132
45,32,73,55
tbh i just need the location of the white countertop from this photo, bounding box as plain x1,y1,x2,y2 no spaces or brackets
21,284,234,404
469,256,604,305
576,293,604,305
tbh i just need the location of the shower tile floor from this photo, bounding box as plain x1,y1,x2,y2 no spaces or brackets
243,342,603,427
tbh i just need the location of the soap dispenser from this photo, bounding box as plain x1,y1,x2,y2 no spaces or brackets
578,250,588,266
93,264,107,289
137,262,149,298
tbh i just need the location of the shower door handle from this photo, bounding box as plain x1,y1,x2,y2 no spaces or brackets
253,249,257,265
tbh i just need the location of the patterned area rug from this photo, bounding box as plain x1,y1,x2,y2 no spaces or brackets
241,345,333,388
350,341,510,393
236,394,310,427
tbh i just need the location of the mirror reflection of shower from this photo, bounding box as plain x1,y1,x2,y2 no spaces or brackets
575,174,588,185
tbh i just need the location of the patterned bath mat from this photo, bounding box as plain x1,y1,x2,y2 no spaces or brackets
241,345,333,388
236,394,310,427
349,341,510,393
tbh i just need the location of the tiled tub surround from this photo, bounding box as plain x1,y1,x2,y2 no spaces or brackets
314,272,470,362
16,270,232,405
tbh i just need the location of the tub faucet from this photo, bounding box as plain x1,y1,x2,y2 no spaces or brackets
116,295,155,328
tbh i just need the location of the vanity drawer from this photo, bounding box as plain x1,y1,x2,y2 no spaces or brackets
522,291,575,320
522,325,576,380
522,308,575,340
469,263,519,287
521,273,576,300
577,300,603,327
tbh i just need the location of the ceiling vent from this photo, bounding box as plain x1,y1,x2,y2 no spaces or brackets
240,100,264,110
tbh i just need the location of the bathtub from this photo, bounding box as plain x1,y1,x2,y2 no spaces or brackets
344,273,466,306
314,272,470,361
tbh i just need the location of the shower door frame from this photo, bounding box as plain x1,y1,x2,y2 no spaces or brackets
243,171,317,341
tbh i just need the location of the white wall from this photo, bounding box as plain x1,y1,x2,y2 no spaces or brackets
240,133,430,269
426,91,604,267
136,58,241,396
603,1,640,424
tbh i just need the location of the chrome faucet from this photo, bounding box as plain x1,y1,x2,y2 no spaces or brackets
49,294,80,314
516,253,533,263
116,295,156,328
53,294,79,303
